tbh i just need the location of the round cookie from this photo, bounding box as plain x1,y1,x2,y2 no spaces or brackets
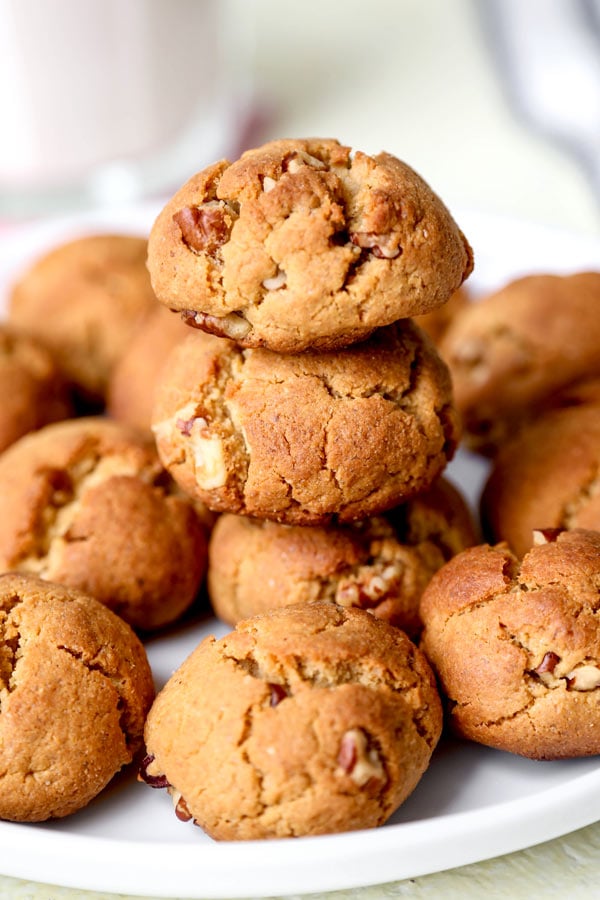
420,529,600,759
9,234,159,403
0,417,208,631
107,305,190,432
480,378,600,558
438,271,600,455
147,137,473,353
0,572,155,822
140,601,442,839
0,324,72,453
208,477,477,635
151,322,460,525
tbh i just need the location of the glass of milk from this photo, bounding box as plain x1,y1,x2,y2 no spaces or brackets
0,0,255,217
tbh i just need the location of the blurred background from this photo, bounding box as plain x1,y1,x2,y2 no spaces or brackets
1,0,599,233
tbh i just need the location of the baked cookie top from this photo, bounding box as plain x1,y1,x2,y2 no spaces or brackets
480,378,600,557
420,529,600,759
0,324,72,452
439,271,600,455
152,323,460,524
0,572,155,821
207,476,477,635
0,417,207,631
141,601,442,839
147,138,473,353
9,234,159,402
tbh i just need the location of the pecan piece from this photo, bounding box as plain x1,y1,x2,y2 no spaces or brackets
535,651,560,675
268,682,288,707
137,753,170,789
336,728,385,787
173,203,231,255
350,232,402,259
262,269,287,291
565,664,600,691
172,790,193,822
532,528,566,545
180,309,251,341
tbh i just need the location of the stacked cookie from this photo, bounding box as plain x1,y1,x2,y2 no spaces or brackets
141,137,475,837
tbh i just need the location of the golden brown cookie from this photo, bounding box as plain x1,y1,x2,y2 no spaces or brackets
480,378,600,558
9,234,159,403
208,477,477,635
0,417,207,631
107,305,190,432
0,324,72,452
152,322,460,525
414,286,471,344
140,601,442,839
0,572,155,822
420,529,600,759
147,137,473,353
438,272,600,455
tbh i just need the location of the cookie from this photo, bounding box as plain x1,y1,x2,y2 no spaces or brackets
0,572,155,821
208,477,477,635
0,417,207,631
414,286,471,344
420,529,600,759
140,601,442,839
438,272,600,454
0,324,72,453
147,137,473,353
152,322,460,525
9,234,159,403
480,378,600,558
107,305,190,432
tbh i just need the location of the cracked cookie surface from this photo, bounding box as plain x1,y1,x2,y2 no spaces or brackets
9,234,159,403
480,378,600,558
0,572,155,821
147,137,473,353
0,324,72,452
419,529,600,759
142,601,442,839
0,417,208,631
439,272,600,455
208,477,477,635
152,322,460,525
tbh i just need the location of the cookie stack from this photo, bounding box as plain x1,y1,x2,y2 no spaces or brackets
148,138,475,633
140,138,475,837
149,142,469,509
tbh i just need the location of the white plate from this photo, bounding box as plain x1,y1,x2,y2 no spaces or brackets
0,206,599,899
